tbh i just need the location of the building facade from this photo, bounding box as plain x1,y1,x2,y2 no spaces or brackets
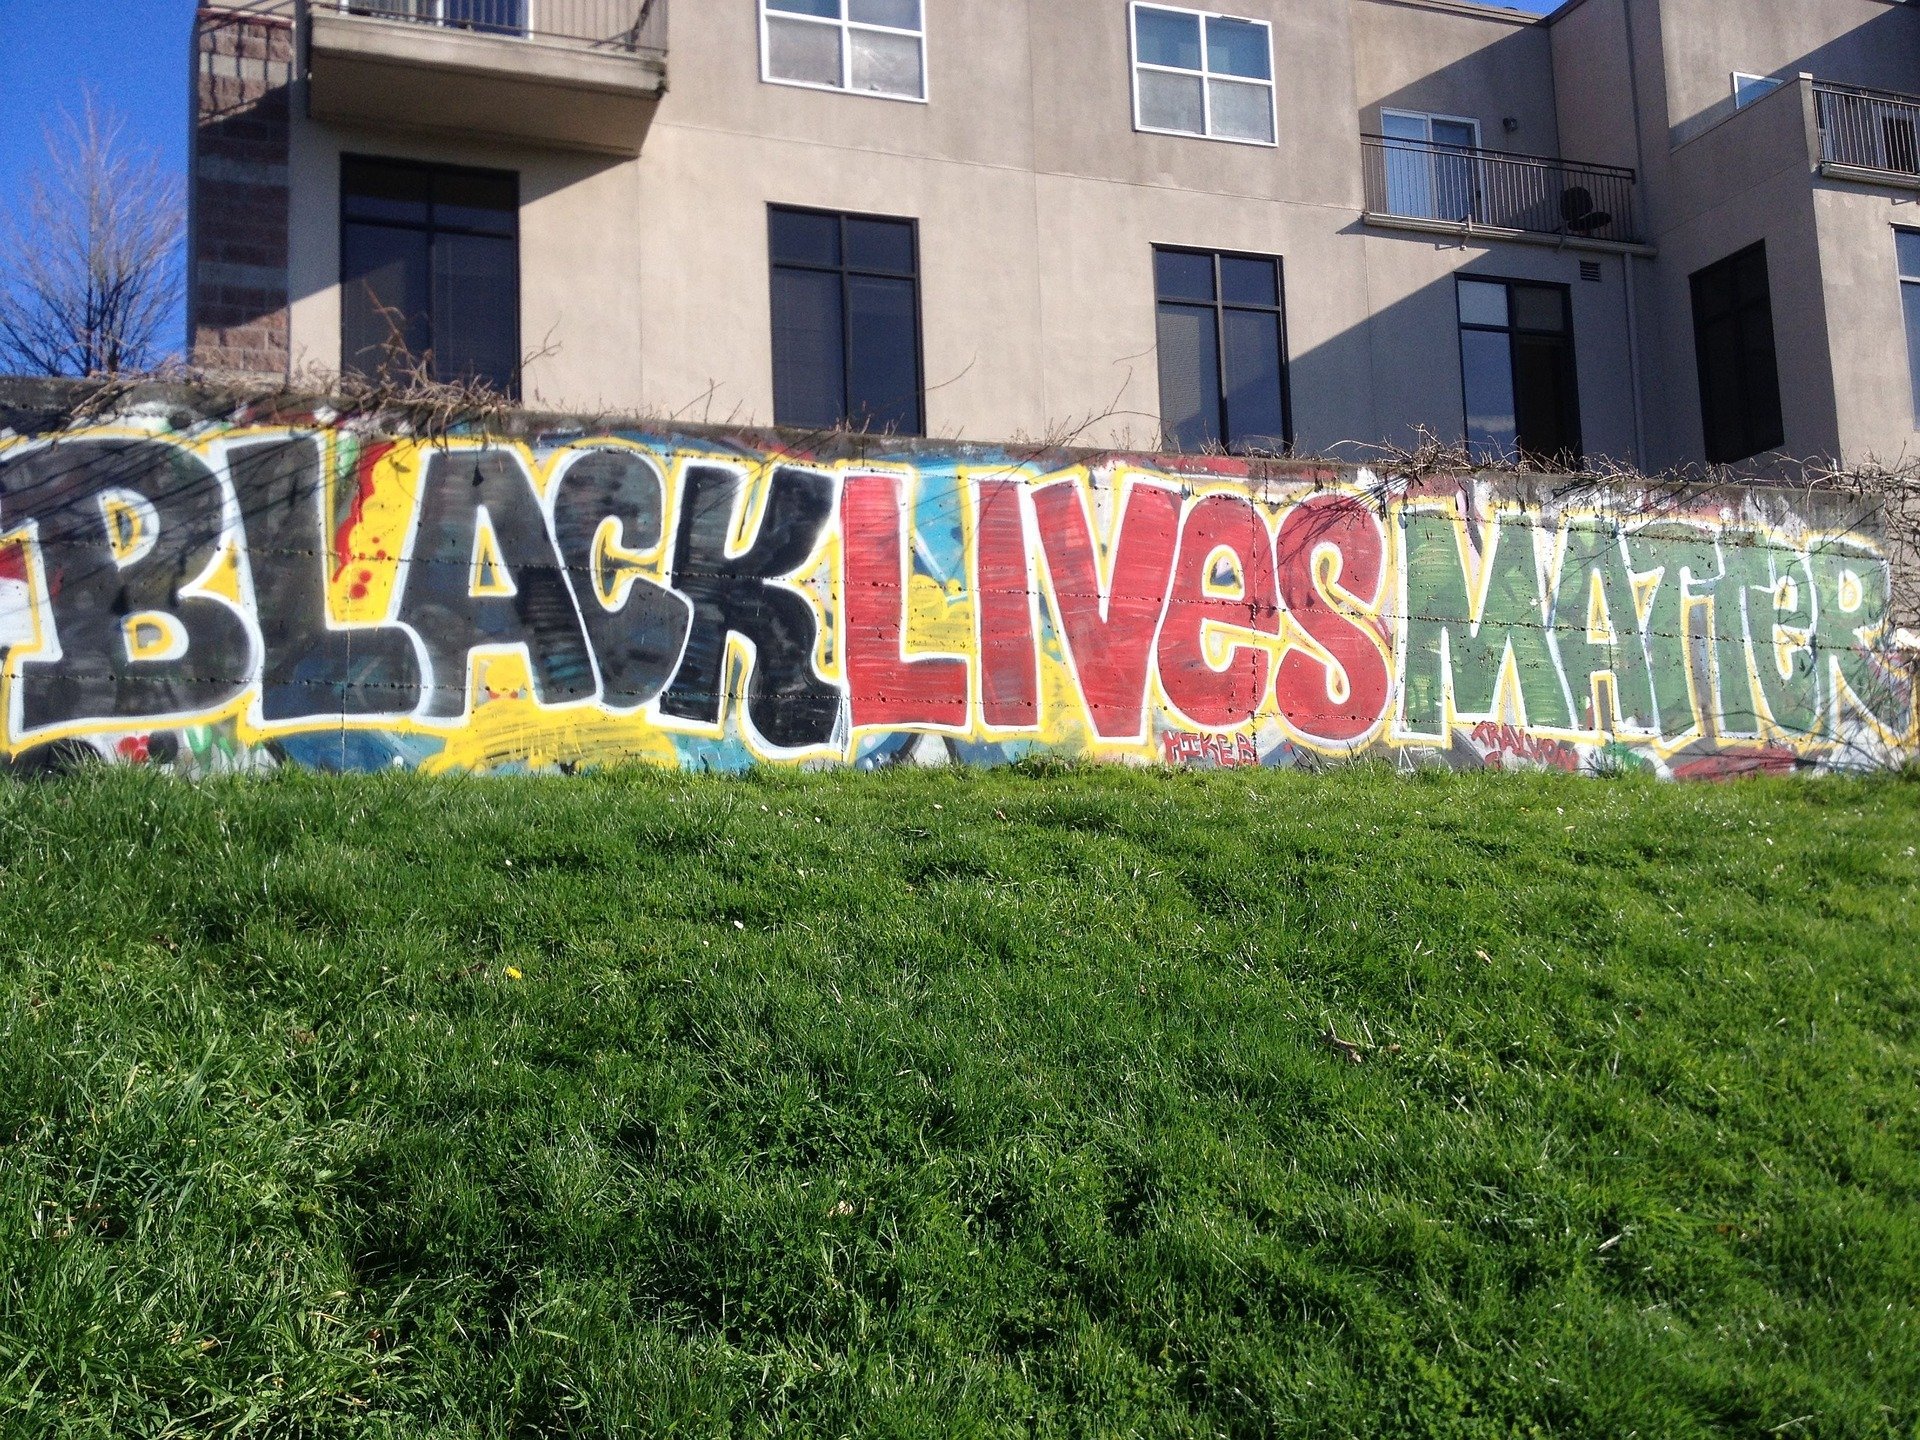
189,0,1920,470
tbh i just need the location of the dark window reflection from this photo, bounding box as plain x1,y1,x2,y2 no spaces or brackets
769,206,923,435
1690,243,1784,464
1456,276,1581,465
341,155,519,394
1153,247,1291,453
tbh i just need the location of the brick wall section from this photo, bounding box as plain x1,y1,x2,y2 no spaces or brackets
190,5,294,377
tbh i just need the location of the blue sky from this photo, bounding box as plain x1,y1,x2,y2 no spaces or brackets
0,0,1559,360
0,1,198,356
0,2,197,204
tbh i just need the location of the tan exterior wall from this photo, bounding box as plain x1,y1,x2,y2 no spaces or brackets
1351,0,1558,156
282,0,1643,457
1359,232,1641,461
249,0,1920,472
286,123,650,412
1637,78,1838,464
1649,0,1920,145
1544,0,1920,468
635,0,1387,445
1814,184,1920,465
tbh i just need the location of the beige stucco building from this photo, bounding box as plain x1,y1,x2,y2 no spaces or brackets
190,0,1920,470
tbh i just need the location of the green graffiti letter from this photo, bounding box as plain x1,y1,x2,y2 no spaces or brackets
1731,531,1822,739
1810,537,1911,739
1625,522,1761,743
1552,517,1657,735
1398,507,1576,741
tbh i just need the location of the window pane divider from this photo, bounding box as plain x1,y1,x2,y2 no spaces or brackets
761,1,928,103
1130,1,1275,146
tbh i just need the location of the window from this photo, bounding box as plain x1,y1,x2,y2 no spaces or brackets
1456,277,1581,465
1131,4,1275,145
1897,231,1920,428
1690,243,1784,464
1154,248,1290,453
1732,73,1783,109
761,0,926,101
341,156,519,395
1380,110,1482,222
769,206,923,434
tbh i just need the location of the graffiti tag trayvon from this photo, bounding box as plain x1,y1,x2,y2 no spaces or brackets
0,424,1909,776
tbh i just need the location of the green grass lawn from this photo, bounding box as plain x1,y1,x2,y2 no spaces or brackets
0,765,1916,1439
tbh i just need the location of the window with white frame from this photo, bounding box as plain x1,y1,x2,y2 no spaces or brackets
1379,110,1482,222
1131,3,1275,145
761,0,926,101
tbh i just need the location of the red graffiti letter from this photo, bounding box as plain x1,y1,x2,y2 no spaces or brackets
1156,493,1280,729
843,472,968,730
1274,494,1390,744
1031,478,1182,741
974,477,1040,729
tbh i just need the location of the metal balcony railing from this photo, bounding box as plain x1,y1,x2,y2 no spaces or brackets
1361,135,1642,246
334,0,666,53
1815,80,1920,177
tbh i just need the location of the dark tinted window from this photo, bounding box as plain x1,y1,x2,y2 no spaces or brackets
1690,242,1784,464
1153,248,1290,454
1219,255,1278,307
342,226,431,378
433,169,517,235
770,207,841,268
1155,249,1215,303
845,217,915,275
341,156,519,393
768,206,923,434
1456,277,1581,465
341,158,430,226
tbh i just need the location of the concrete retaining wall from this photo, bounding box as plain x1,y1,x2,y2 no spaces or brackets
0,386,1909,777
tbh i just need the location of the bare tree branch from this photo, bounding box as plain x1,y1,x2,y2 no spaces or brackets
0,94,184,378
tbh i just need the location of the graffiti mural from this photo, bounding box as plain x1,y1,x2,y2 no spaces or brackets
0,415,1910,776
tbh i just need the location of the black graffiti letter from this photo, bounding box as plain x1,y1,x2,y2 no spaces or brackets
0,438,253,734
550,449,693,711
395,449,595,719
236,437,423,722
660,464,839,750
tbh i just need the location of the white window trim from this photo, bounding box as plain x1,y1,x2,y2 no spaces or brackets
1129,1,1277,149
759,1,929,106
1732,72,1783,109
1380,109,1486,222
1379,108,1482,150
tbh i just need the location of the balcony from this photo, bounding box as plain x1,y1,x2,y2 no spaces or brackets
1361,135,1645,250
306,0,668,155
1815,80,1920,186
